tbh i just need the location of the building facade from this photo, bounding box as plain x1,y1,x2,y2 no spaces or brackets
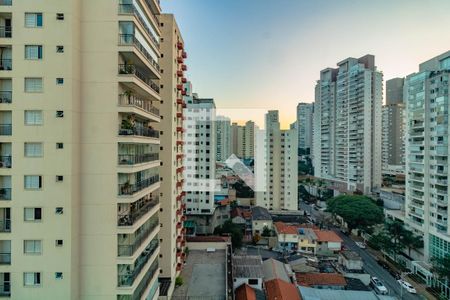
216,116,231,162
256,111,298,210
313,55,382,194
296,102,314,154
404,51,450,261
382,78,405,168
231,121,255,159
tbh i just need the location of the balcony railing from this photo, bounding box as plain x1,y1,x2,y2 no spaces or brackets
118,175,159,196
117,260,159,300
0,253,10,265
0,188,11,200
118,126,159,139
0,26,11,38
118,239,159,286
0,284,10,297
118,197,159,226
118,34,160,73
0,156,11,168
118,64,160,94
118,93,159,116
0,220,10,232
118,153,159,165
0,125,11,136
118,4,160,47
0,59,11,71
0,91,11,103
118,216,159,256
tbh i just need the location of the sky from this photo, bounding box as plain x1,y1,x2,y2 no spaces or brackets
162,0,450,129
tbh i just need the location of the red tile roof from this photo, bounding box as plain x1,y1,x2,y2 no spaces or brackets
313,230,343,243
274,222,299,235
265,279,302,300
235,284,256,300
296,273,347,287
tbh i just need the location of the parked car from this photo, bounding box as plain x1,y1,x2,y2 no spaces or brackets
355,241,366,249
371,277,388,295
376,259,390,270
398,279,417,294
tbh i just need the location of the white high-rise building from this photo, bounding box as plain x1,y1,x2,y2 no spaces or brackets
183,86,216,216
256,111,298,211
296,102,314,154
216,116,231,162
404,51,450,262
313,55,383,194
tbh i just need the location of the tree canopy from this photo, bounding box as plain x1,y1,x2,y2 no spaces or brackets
326,195,384,233
432,255,450,281
214,219,243,249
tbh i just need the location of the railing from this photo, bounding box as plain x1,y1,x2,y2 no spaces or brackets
118,216,159,256
0,284,10,297
0,188,11,200
0,253,10,265
118,126,159,139
118,64,160,94
118,4,160,47
0,91,11,103
0,26,11,38
0,0,12,5
118,175,159,196
118,93,159,116
118,34,160,72
0,156,11,168
0,220,10,232
0,59,11,71
118,197,159,226
118,153,159,165
118,239,159,286
117,260,159,300
0,125,11,136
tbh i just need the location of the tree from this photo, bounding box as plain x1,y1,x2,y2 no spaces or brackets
401,230,423,257
432,255,450,281
326,195,384,234
214,219,243,249
261,226,271,237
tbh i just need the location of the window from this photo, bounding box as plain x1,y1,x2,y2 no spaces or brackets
25,13,43,28
55,207,63,214
25,78,43,93
24,240,42,254
25,45,43,60
24,208,42,221
56,111,64,118
24,175,42,189
56,175,63,182
56,46,64,53
55,272,63,280
56,78,63,85
55,240,63,247
24,110,43,125
56,13,64,20
56,143,64,149
25,143,43,157
24,272,41,286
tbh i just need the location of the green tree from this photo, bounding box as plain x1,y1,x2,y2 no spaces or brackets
214,219,243,249
432,255,450,281
326,195,384,234
261,226,271,237
401,229,423,257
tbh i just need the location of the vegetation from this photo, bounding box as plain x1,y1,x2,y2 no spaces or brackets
326,195,384,234
175,276,183,287
432,255,450,281
214,219,243,249
261,225,274,237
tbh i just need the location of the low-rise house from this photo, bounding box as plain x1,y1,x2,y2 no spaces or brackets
235,283,266,300
339,250,363,272
262,258,293,283
265,279,301,300
274,222,299,250
298,228,317,254
231,207,247,225
251,206,273,236
296,273,347,290
298,286,397,300
313,230,343,254
233,255,264,291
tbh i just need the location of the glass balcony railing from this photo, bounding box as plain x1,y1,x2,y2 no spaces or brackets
118,93,159,116
0,26,11,38
117,4,160,47
117,260,158,300
118,153,159,165
0,125,11,136
0,59,11,71
118,175,159,196
0,188,11,201
118,64,160,94
0,91,11,104
118,215,159,256
118,126,159,139
0,156,11,168
118,34,160,72
0,220,10,232
118,196,159,226
0,253,10,265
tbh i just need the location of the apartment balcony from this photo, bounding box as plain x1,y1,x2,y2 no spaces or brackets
176,98,183,105
118,196,159,227
118,4,160,47
118,34,160,76
0,282,10,298
0,156,10,168
0,0,12,5
182,51,187,58
176,126,184,133
181,77,187,83
118,64,160,96
118,153,159,166
0,59,10,71
118,238,158,287
118,214,159,257
177,42,183,50
176,84,183,91
0,26,11,39
118,175,159,196
176,166,184,174
0,241,10,265
118,126,159,139
0,208,10,233
0,124,11,136
176,180,183,188
177,57,183,64
0,91,11,104
176,140,184,146
181,65,187,71
181,90,186,96
176,70,183,77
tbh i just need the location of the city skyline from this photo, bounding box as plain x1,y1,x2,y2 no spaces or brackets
162,0,450,128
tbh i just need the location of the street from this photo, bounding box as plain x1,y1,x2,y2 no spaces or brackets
300,202,424,299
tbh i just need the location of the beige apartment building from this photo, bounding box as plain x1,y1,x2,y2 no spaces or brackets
0,0,170,299
231,120,255,159
157,13,187,297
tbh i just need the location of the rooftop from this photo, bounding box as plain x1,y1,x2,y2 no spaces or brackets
296,273,347,287
172,249,227,299
251,206,272,221
262,258,291,282
274,222,299,235
313,230,343,243
298,286,397,300
265,279,302,300
340,250,361,261
233,255,263,278
235,284,266,300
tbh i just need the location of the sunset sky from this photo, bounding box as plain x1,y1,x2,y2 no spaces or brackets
162,0,450,128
